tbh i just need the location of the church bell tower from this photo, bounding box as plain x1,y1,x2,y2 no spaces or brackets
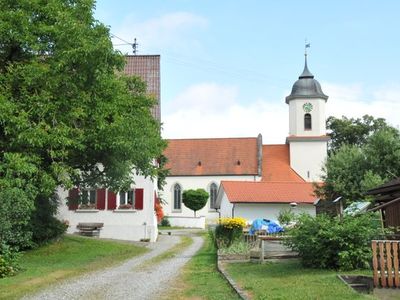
285,52,329,182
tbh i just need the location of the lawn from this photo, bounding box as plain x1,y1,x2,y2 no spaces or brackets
0,235,148,300
163,234,241,300
226,259,375,300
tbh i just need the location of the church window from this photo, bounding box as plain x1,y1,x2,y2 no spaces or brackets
209,183,218,209
173,183,182,210
304,113,312,130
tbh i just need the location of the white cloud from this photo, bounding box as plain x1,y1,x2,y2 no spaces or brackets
162,83,288,144
162,82,400,144
324,82,400,129
166,83,238,113
112,12,208,53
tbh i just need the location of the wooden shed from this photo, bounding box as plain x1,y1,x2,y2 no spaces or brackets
367,178,400,229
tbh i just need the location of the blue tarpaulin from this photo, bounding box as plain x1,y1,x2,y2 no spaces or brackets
249,218,284,235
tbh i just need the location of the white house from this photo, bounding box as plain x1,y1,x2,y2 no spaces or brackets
57,55,162,242
163,53,328,225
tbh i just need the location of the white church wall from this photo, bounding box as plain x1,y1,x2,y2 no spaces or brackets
57,174,158,242
164,175,258,224
221,202,315,224
166,216,206,229
289,141,327,182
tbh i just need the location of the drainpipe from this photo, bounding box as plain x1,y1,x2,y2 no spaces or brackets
143,222,147,240
232,204,235,218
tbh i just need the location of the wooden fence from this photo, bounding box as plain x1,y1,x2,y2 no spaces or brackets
371,240,400,288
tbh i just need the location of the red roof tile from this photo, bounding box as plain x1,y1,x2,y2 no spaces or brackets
124,55,160,121
261,144,304,182
164,138,259,176
221,181,316,203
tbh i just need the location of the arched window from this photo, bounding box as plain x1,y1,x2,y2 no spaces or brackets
304,113,312,130
173,184,182,210
209,183,218,209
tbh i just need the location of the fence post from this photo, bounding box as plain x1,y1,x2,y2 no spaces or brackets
372,241,379,287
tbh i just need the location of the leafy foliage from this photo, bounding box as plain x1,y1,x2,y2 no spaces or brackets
213,217,247,248
277,208,296,226
317,125,400,203
0,243,20,278
285,213,383,270
0,0,165,253
327,115,393,154
160,217,171,227
182,189,209,217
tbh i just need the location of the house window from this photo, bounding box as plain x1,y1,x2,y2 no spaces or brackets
119,191,135,206
304,113,312,130
209,183,218,209
173,184,182,210
82,189,97,204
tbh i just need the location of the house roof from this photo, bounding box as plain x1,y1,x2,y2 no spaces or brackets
164,137,259,176
219,181,316,204
261,144,304,182
124,55,160,121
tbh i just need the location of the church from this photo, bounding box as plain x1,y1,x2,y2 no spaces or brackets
163,54,329,227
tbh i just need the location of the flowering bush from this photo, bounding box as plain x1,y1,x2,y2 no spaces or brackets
79,203,96,209
214,217,247,248
220,217,247,229
154,198,164,223
118,204,132,209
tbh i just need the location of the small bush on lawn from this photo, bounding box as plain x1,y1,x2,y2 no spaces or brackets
0,243,20,278
284,213,382,270
160,217,171,227
214,217,246,248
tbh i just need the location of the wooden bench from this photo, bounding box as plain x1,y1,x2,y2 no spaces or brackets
77,222,104,237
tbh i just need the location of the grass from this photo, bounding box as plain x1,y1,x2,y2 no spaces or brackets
136,235,193,270
0,235,148,300
226,259,375,300
164,234,241,300
158,226,186,230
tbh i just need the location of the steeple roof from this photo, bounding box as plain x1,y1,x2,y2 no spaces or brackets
285,54,328,103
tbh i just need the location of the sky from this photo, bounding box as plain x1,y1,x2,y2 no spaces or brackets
94,0,400,143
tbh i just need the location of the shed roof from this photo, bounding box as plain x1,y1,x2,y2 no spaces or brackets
220,181,316,204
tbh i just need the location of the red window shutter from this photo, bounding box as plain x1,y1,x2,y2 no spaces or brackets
68,188,79,210
107,191,117,210
96,188,106,210
135,188,144,210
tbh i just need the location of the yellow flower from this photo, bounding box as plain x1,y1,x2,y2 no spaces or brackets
220,217,247,229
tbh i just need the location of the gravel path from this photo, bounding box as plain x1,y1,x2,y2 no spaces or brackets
24,231,204,300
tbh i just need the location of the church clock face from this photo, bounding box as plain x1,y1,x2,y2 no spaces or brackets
303,102,313,113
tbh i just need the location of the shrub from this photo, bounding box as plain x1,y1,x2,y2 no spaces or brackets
218,239,252,255
30,193,67,246
215,217,247,248
277,208,296,226
0,243,20,278
160,217,171,227
284,213,382,270
182,189,209,217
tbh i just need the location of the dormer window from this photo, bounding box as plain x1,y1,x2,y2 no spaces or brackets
304,113,312,130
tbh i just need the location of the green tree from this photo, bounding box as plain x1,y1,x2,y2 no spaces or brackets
327,115,393,154
182,189,209,217
0,0,165,248
316,127,400,203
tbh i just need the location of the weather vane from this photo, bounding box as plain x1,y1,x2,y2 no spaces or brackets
132,38,138,55
305,38,310,56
